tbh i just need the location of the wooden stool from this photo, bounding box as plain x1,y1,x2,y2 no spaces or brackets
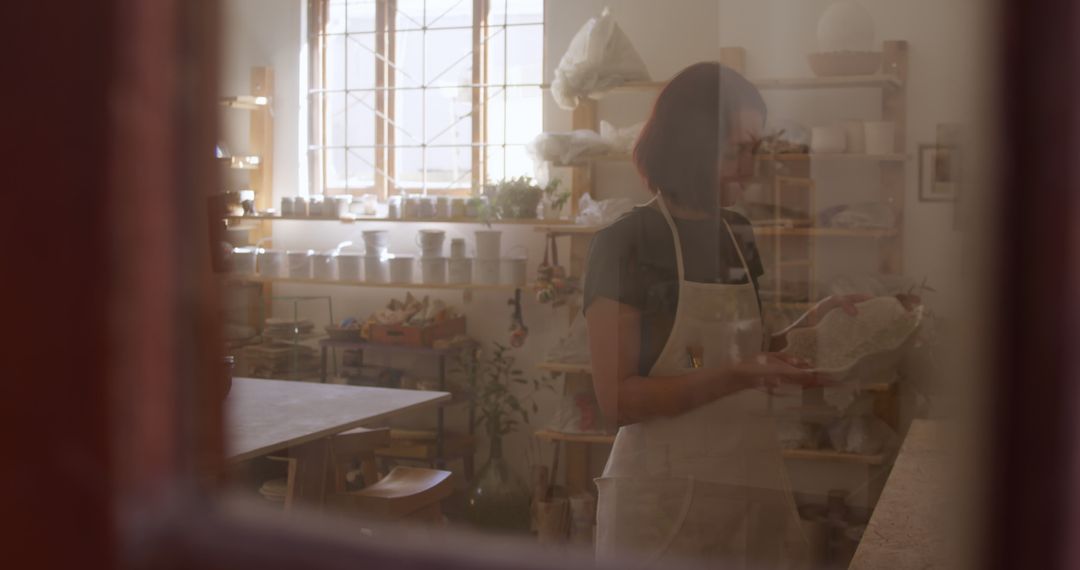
329,427,454,523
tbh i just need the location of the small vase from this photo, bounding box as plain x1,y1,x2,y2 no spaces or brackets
465,436,531,532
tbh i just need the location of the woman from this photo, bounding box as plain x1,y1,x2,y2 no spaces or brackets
584,62,890,567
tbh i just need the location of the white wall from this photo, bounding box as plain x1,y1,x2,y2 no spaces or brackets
221,0,988,491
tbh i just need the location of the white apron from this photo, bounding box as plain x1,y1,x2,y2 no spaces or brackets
595,197,806,569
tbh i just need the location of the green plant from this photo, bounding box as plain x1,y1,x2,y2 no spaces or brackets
463,342,549,445
490,176,543,219
541,178,570,213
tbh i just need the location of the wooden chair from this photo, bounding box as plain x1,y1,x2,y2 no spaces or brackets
327,427,455,524
374,428,476,482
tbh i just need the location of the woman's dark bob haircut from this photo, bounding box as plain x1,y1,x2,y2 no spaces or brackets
632,62,766,211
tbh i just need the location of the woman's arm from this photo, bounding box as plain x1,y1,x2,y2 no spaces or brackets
586,297,815,426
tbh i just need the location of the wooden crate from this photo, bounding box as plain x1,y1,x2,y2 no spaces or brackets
369,317,466,347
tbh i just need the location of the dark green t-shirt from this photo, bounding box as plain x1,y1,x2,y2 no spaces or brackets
582,205,765,375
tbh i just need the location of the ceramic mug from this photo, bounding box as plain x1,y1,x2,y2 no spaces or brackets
388,255,414,283
416,229,446,257
420,257,447,284
811,125,847,154
364,255,387,283
474,258,500,285
336,253,362,281
474,230,502,260
313,253,336,281
448,257,472,284
258,249,285,277
362,230,390,257
501,256,528,286
230,247,257,274
450,238,466,259
287,250,313,279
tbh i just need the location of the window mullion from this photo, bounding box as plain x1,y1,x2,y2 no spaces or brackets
472,0,486,194
375,0,388,199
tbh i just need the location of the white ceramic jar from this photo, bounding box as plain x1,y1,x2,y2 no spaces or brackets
474,258,500,285
389,255,414,283
287,250,313,279
474,230,502,259
448,257,472,284
337,253,362,281
258,249,285,277
364,255,387,283
312,253,337,281
420,257,447,284
501,257,528,286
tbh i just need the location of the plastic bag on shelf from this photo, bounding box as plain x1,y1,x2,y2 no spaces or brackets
551,8,651,110
545,313,591,364
819,202,897,230
598,120,644,155
528,130,612,166
576,192,637,226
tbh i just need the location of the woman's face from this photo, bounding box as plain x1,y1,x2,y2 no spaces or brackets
718,108,764,207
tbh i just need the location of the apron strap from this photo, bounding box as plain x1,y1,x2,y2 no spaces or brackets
653,195,754,282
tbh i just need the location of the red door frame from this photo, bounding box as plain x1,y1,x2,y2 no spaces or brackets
4,0,1080,569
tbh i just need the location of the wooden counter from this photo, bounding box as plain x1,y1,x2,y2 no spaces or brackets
849,419,948,569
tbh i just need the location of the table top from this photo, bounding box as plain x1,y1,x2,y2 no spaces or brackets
226,377,451,462
849,419,947,570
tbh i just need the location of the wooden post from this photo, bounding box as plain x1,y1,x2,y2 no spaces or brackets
879,40,908,274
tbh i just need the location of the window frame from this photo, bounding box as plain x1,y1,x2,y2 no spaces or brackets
307,0,544,199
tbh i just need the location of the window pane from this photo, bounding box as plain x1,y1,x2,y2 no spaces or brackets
426,87,473,146
504,86,540,144
392,30,424,88
347,148,375,189
393,147,424,190
345,33,376,90
393,89,423,145
425,28,473,87
482,26,507,86
485,86,507,147
394,0,425,31
426,0,472,29
507,24,542,84
496,0,544,25
425,146,472,190
345,92,376,147
325,91,347,148
504,144,532,180
345,0,377,33
325,147,347,189
485,144,505,183
324,0,347,34
324,34,346,91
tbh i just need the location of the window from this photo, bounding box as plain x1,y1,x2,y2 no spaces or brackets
307,0,544,197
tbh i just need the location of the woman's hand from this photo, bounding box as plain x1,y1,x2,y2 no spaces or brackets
728,352,831,393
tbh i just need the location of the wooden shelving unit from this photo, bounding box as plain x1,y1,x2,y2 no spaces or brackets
225,214,574,226
229,275,524,292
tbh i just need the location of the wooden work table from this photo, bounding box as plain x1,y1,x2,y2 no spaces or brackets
849,419,948,569
226,378,451,507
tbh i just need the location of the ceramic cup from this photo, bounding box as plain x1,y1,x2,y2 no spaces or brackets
293,197,309,217
258,249,285,277
474,230,502,260
364,255,387,283
387,196,402,219
416,229,446,258
388,255,414,283
501,256,528,286
280,197,294,217
448,257,472,284
287,250,313,279
474,258,500,285
841,120,866,153
362,230,390,257
313,253,337,281
308,197,324,217
450,197,467,218
435,196,452,218
811,125,847,154
450,238,466,259
420,257,447,285
230,247,257,274
864,121,896,155
336,253,362,281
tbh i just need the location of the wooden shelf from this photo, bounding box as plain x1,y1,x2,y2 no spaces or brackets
228,275,523,291
608,74,902,94
219,95,270,110
225,214,575,226
756,153,908,163
534,429,615,445
219,155,262,170
781,449,887,465
537,361,592,374
535,225,897,238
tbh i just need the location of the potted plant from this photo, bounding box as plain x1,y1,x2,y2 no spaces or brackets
540,178,570,220
460,342,551,532
489,176,544,219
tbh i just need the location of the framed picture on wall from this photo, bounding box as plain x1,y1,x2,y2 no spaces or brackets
919,144,960,202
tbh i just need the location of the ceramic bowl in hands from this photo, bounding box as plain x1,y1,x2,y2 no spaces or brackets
782,296,923,385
